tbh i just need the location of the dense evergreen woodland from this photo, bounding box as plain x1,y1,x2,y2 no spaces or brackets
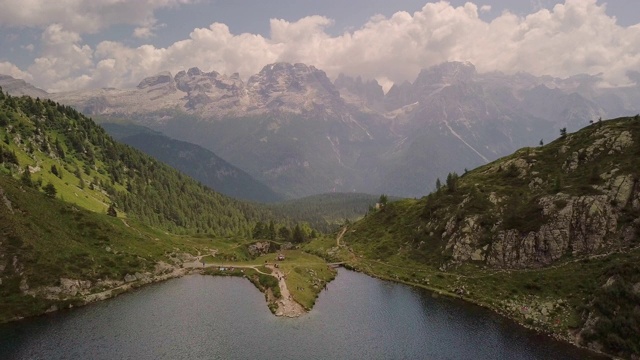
0,89,274,236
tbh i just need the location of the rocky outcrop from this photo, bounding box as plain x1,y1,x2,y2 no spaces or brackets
334,74,384,112
444,215,487,262
247,62,344,114
22,258,190,305
435,122,640,269
485,194,622,268
248,242,271,256
563,128,633,172
137,71,174,90
26,277,93,299
444,182,638,269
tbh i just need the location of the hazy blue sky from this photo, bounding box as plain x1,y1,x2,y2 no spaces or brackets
0,0,638,91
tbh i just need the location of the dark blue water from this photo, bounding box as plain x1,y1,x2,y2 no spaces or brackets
0,269,605,359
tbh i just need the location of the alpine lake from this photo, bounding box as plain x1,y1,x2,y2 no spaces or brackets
0,269,606,359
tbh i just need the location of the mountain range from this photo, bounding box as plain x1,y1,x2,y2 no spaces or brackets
4,62,640,198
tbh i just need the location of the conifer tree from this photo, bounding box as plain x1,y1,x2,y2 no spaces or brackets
21,167,32,187
43,182,57,198
446,172,459,193
292,223,306,243
107,203,118,217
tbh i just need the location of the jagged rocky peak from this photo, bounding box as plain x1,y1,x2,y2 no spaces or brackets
384,80,417,111
187,67,204,76
334,74,384,103
174,67,244,92
414,61,477,87
136,71,174,89
166,67,247,111
381,61,478,111
334,74,385,112
248,62,340,98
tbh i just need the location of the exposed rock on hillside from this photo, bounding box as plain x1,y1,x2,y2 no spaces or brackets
347,116,640,270
137,71,175,90
334,73,385,112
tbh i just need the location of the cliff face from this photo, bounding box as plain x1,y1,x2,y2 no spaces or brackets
446,187,636,269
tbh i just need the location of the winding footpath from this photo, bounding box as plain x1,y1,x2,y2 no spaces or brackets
336,226,347,247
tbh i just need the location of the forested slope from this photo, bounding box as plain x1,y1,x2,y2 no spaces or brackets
0,89,273,236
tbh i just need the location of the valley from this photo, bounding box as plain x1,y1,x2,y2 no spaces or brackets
2,1,640,359
6,60,639,199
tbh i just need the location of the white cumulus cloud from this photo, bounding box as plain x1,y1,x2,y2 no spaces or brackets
2,0,640,92
0,62,33,81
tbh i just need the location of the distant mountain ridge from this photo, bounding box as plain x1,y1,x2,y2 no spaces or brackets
3,62,639,198
53,62,353,119
0,75,48,98
102,123,283,203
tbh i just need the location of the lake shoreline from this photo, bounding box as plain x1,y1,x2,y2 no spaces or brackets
2,257,610,359
342,264,611,360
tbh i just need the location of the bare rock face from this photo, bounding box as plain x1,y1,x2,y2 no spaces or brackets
444,215,488,262
443,189,633,269
247,62,344,114
485,194,620,268
413,61,477,89
59,277,92,296
174,67,248,111
248,242,271,256
563,129,634,172
334,73,384,112
384,81,416,112
137,72,174,90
